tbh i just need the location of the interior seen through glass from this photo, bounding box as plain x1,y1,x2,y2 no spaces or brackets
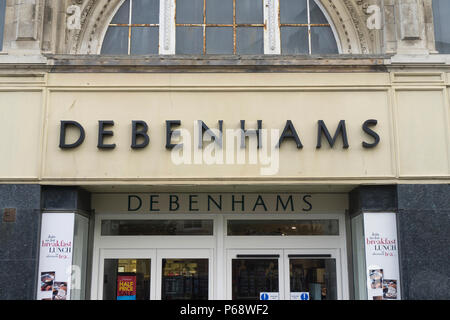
232,258,279,300
161,259,209,300
289,258,337,300
103,259,151,300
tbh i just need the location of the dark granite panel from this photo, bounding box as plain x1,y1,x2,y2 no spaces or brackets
0,208,40,260
41,186,91,212
0,184,41,300
396,183,450,300
77,188,92,212
0,185,41,209
397,184,450,211
397,209,450,299
349,185,397,216
41,186,78,210
0,259,38,300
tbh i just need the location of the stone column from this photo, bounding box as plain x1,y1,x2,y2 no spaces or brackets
395,0,432,54
8,0,45,54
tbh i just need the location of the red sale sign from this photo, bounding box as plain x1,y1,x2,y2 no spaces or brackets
117,274,136,300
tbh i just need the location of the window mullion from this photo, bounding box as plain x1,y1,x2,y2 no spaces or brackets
159,0,176,54
264,0,281,54
128,0,133,55
307,0,312,55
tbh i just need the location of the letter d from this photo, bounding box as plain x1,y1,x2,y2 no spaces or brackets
59,121,85,149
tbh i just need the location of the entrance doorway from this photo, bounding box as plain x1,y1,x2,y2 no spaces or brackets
93,214,348,300
227,249,338,300
100,249,213,300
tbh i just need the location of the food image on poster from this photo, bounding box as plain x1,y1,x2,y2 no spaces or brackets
372,296,383,300
40,272,55,291
52,282,68,300
369,269,383,289
383,279,398,300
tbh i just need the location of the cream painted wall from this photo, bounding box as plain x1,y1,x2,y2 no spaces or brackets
0,90,43,179
0,72,449,185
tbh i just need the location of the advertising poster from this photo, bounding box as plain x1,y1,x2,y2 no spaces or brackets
37,212,75,300
363,212,401,300
117,274,137,300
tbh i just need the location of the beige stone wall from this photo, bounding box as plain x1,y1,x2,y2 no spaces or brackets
0,71,448,186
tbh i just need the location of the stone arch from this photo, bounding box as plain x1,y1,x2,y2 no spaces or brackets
66,0,124,54
69,0,375,55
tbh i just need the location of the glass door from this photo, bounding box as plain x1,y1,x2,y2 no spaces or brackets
100,249,156,300
284,250,339,300
227,250,284,300
227,249,340,300
156,249,213,300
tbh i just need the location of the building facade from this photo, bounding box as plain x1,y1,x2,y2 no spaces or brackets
0,0,449,300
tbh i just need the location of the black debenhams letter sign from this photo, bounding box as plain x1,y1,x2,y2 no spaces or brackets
127,194,313,213
59,119,380,150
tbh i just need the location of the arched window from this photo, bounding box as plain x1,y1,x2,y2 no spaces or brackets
432,0,450,53
101,0,160,55
101,0,339,55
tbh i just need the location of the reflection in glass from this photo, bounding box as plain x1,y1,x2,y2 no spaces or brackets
176,0,204,24
176,27,204,54
103,259,151,300
111,0,130,24
280,0,307,24
281,27,309,54
433,0,450,53
236,0,263,24
131,27,159,54
101,27,129,55
0,0,6,50
132,0,159,24
309,0,328,24
290,258,337,300
206,0,233,24
236,27,264,54
227,220,339,236
101,219,214,236
206,27,234,54
232,258,279,300
161,259,209,300
311,27,338,54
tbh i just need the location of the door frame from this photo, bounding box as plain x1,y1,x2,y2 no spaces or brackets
283,248,341,300
98,248,157,300
226,249,285,300
156,248,214,300
91,212,349,300
91,213,218,300
226,248,341,300
223,213,349,300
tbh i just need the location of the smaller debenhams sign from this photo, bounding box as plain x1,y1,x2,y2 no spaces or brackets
93,193,348,214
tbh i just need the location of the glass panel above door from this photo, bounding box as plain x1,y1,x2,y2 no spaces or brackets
101,219,214,236
227,219,339,236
